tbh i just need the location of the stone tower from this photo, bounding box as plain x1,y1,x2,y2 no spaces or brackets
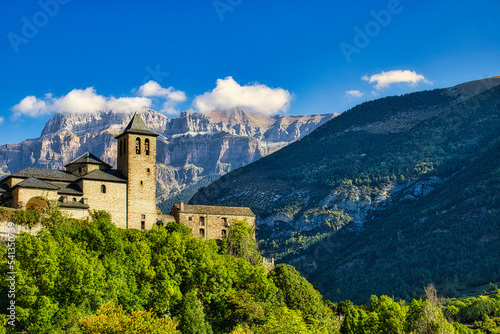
116,113,159,230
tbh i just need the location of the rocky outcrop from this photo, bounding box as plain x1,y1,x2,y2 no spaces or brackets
0,108,336,209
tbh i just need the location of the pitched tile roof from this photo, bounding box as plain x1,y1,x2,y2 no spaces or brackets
10,167,78,182
82,169,127,183
13,177,59,190
59,201,90,209
173,203,255,217
50,182,84,195
65,152,111,168
117,112,159,138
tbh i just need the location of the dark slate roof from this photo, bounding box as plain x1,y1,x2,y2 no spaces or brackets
59,201,90,209
12,177,59,190
11,167,78,182
0,183,9,193
65,152,111,168
117,112,159,138
50,182,84,196
173,204,255,217
82,169,127,183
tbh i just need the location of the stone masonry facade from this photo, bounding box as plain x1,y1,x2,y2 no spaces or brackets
170,201,255,240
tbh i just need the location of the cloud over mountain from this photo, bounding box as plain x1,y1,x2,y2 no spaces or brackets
193,76,293,115
11,81,187,118
362,70,432,90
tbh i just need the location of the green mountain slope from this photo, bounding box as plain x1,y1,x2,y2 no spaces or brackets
190,77,500,303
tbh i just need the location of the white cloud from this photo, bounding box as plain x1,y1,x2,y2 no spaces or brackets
107,96,152,114
362,70,432,90
137,80,170,97
193,76,292,115
52,88,107,114
346,90,364,98
137,80,187,115
12,95,50,118
11,81,187,118
0,116,4,124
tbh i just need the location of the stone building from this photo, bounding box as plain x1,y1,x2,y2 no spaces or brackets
170,201,255,240
0,113,159,230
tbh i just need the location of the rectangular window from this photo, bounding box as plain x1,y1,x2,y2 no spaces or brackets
188,216,193,221
221,229,227,238
141,214,146,220
141,221,145,230
199,228,205,237
199,216,205,226
221,217,227,227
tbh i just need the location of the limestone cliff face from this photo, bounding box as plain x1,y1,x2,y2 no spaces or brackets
0,108,336,208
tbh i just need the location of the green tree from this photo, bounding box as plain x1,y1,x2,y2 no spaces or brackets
270,264,334,330
177,290,212,334
227,220,262,266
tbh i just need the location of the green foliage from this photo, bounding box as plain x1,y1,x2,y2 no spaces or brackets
177,290,212,334
11,209,41,228
227,220,262,266
0,207,331,333
270,264,336,331
79,301,180,333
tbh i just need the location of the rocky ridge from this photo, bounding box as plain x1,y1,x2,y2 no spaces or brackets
0,107,336,210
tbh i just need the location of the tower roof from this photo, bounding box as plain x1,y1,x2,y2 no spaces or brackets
117,112,159,138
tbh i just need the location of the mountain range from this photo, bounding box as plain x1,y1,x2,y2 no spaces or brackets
190,76,500,303
0,107,335,211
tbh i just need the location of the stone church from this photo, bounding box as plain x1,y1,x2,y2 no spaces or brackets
0,113,256,236
0,113,159,230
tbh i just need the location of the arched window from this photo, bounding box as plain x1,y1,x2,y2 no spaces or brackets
72,198,77,202
145,139,150,156
136,138,141,154
101,185,106,193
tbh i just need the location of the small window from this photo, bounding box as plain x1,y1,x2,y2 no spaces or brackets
221,229,227,237
119,141,122,156
140,180,143,185
221,217,227,227
199,216,205,226
156,220,164,227
136,137,141,154
123,140,126,154
141,221,145,230
72,198,77,202
141,214,146,220
78,167,82,174
101,185,106,193
145,139,150,156
199,228,205,237
188,216,193,221
147,168,150,173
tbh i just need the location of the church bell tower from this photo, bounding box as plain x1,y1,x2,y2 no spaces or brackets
116,112,159,230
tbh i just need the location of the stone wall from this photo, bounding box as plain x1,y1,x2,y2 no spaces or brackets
175,211,255,240
12,188,58,209
78,179,128,229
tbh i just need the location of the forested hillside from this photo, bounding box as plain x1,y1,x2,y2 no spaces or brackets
2,208,500,333
190,78,500,304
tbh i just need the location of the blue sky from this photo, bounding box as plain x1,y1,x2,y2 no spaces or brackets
1,0,499,145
